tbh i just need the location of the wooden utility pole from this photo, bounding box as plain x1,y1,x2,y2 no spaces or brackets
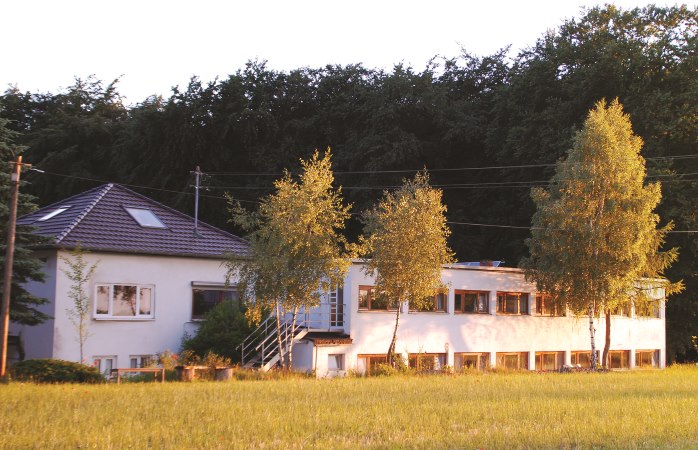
1,155,23,378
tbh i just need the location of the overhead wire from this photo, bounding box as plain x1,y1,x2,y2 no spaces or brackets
25,167,698,234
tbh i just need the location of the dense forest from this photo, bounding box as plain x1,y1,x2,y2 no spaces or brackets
1,5,696,361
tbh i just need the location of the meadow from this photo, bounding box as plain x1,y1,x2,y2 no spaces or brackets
1,365,697,449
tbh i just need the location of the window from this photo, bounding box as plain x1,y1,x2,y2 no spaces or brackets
95,284,154,319
125,207,166,228
328,354,345,371
496,292,529,315
130,355,155,368
608,350,630,369
357,354,388,374
454,353,489,371
192,288,239,320
411,291,447,312
358,285,398,311
635,300,661,318
408,353,446,372
571,351,599,368
611,302,631,317
37,206,71,221
454,290,489,314
496,352,529,370
535,351,564,371
635,350,658,368
93,356,116,378
536,294,564,316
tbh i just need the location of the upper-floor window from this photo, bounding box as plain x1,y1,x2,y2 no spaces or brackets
37,206,71,221
358,285,399,311
611,302,631,317
410,292,447,312
536,294,564,316
496,292,529,315
95,284,154,319
634,300,661,318
454,290,489,314
192,287,239,320
125,207,166,228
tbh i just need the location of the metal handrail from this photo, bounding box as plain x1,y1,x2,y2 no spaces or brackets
238,304,347,367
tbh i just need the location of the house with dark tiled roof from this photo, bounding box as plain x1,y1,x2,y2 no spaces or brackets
11,184,247,372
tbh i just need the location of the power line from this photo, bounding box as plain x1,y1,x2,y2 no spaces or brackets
447,220,698,234
30,170,259,205
25,169,698,233
205,153,698,177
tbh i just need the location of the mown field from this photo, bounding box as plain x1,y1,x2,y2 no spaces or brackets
1,365,697,449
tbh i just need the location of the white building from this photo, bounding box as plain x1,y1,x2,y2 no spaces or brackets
12,184,247,373
14,184,665,377
280,262,665,377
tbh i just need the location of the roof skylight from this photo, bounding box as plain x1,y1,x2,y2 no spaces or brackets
125,207,166,229
37,206,71,222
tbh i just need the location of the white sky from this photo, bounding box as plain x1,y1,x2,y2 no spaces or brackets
2,0,695,104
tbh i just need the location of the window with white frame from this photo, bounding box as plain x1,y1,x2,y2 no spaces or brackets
328,354,345,371
130,355,155,368
95,284,154,319
93,356,116,378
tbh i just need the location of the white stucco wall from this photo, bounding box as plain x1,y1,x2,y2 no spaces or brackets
332,263,666,372
17,250,234,368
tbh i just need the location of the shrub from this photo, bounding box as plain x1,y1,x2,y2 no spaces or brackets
11,359,104,383
181,301,252,363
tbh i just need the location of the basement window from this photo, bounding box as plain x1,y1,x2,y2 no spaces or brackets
37,206,71,221
125,207,166,228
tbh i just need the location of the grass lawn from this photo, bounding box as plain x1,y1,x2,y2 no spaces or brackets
2,365,697,449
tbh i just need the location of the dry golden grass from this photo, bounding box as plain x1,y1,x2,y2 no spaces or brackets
1,365,697,449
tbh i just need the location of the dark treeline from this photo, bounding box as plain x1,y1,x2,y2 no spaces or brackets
2,5,697,361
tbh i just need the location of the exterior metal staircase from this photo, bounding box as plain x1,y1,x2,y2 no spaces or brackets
237,303,345,371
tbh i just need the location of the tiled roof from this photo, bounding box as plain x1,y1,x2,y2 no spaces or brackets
18,184,248,258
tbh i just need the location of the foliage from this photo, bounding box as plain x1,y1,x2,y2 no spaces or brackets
1,367,698,447
361,172,453,363
59,246,98,363
226,150,353,369
522,100,682,368
157,350,179,370
10,358,103,383
0,115,49,325
181,301,252,364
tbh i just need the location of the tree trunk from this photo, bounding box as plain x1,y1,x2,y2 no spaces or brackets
287,306,298,370
589,303,598,369
602,307,612,369
79,320,84,364
387,301,401,366
274,303,286,371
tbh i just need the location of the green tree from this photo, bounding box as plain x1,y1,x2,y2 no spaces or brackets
522,100,682,368
60,246,98,363
0,115,49,325
361,172,454,365
182,300,252,364
226,150,353,370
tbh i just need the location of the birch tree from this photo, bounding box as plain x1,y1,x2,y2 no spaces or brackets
226,150,352,370
361,172,453,366
522,99,682,368
60,246,98,363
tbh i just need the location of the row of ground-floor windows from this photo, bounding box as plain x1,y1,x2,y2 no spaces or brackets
355,350,659,374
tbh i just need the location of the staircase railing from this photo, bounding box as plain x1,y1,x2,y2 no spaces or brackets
237,305,346,368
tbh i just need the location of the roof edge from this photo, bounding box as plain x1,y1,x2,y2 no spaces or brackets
55,184,114,244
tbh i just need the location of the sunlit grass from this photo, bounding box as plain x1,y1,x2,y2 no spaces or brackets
2,365,697,449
